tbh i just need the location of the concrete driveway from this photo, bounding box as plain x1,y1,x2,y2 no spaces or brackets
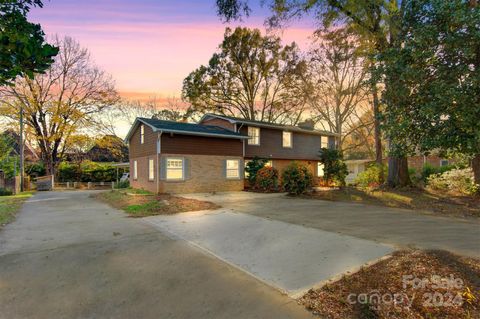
0,191,313,319
184,192,480,258
144,209,392,297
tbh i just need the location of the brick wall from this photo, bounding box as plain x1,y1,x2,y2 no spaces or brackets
268,159,322,186
130,154,158,193
159,154,244,193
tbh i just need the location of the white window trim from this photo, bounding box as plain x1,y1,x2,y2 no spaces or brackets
247,126,260,145
226,159,241,179
148,158,155,181
166,157,185,181
133,160,138,180
140,124,145,144
282,131,293,148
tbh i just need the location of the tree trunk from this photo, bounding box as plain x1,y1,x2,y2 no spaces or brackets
387,156,411,187
472,153,480,186
372,85,382,164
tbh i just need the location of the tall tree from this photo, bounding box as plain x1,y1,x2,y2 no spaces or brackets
379,0,480,185
302,29,370,151
215,0,408,185
0,0,58,85
0,36,119,175
182,27,306,124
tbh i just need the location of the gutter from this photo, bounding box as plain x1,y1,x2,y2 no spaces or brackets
156,131,162,194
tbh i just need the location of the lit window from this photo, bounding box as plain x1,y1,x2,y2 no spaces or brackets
265,160,273,167
248,127,260,145
140,124,145,144
133,160,138,180
226,159,240,179
282,131,292,148
321,136,329,149
317,162,324,177
166,158,184,180
148,159,154,181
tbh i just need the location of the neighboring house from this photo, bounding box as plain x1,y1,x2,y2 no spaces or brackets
345,159,374,184
125,114,339,193
87,135,129,162
1,130,39,162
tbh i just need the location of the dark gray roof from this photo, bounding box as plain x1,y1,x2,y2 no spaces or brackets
136,117,248,139
200,113,340,137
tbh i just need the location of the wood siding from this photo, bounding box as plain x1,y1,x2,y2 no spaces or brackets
129,123,157,158
161,134,243,156
200,118,236,131
240,126,323,160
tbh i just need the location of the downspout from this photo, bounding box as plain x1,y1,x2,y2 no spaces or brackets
156,131,162,194
237,123,245,158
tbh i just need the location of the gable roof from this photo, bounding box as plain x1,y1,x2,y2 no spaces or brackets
200,113,340,137
124,117,249,142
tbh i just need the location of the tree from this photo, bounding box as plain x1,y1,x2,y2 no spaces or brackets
302,29,370,151
117,96,196,127
0,0,58,85
0,36,119,175
379,0,480,186
182,27,306,124
87,135,128,162
215,1,409,186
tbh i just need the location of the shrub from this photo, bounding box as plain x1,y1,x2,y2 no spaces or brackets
318,148,349,187
115,180,130,189
58,161,117,182
421,163,455,183
355,164,386,188
26,162,46,177
282,162,313,195
427,168,478,195
0,188,13,196
245,157,269,187
254,166,279,192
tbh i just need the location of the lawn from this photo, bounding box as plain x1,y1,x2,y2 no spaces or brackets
308,187,480,219
95,189,220,217
300,250,480,319
0,191,34,228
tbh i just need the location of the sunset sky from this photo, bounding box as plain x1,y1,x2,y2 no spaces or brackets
29,0,317,100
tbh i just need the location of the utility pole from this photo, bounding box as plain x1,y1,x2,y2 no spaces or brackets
19,105,24,192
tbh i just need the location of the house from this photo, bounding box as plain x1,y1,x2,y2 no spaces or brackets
125,115,339,194
345,159,374,184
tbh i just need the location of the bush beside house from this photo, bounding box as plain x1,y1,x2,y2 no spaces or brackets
282,162,313,195
254,166,279,192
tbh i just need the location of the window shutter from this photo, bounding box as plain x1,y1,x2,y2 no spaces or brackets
184,158,190,180
239,159,244,179
222,159,227,178
160,157,166,180
328,136,336,149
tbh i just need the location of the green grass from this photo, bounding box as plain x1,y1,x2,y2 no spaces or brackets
125,201,164,215
0,191,34,228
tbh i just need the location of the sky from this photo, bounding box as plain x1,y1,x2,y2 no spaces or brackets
29,0,318,100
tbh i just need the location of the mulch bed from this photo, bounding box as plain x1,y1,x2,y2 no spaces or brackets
299,250,480,319
95,190,220,217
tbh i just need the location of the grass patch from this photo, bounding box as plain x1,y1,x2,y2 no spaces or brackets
300,250,480,319
0,191,34,228
308,187,480,218
95,189,220,217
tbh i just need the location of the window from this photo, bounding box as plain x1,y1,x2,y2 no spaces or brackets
226,159,240,179
282,131,292,148
148,159,154,181
140,124,145,144
440,159,449,167
133,160,138,180
321,136,329,149
248,127,260,145
265,160,273,167
166,158,184,180
317,162,324,177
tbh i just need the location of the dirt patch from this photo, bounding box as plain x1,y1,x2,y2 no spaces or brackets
307,187,480,219
300,250,480,319
95,190,220,217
